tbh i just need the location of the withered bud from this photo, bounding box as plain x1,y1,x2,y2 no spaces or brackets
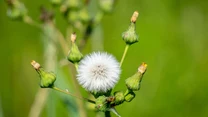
39,7,54,23
71,33,77,43
138,62,147,74
131,11,139,23
31,60,41,70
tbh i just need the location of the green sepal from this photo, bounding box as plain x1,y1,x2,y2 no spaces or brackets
67,43,83,63
114,91,124,105
95,96,109,112
125,72,142,91
37,68,56,88
122,22,139,45
124,89,135,102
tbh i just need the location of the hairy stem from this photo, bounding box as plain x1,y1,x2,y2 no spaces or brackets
120,44,129,67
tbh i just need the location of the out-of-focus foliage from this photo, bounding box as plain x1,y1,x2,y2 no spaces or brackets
0,0,208,117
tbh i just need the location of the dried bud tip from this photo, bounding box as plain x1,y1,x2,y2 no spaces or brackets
138,62,147,74
131,11,139,23
71,33,77,42
31,60,41,70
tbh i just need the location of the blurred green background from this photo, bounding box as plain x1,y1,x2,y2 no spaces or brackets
1,0,208,117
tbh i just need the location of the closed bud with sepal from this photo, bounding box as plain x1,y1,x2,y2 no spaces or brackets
122,11,139,45
31,60,56,88
124,90,135,102
114,91,124,105
125,62,147,91
67,33,83,63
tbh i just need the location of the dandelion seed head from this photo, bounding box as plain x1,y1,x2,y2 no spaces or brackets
77,52,121,93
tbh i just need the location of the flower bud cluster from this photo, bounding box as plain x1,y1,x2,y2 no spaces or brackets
6,0,27,20
122,11,139,45
67,33,83,63
125,63,147,91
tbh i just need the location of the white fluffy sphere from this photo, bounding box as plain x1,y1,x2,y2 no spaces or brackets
77,52,121,93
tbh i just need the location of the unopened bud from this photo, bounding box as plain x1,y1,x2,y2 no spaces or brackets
95,96,108,112
78,7,90,23
124,90,135,102
125,62,147,91
67,33,83,63
122,22,138,45
114,91,124,105
98,0,114,13
67,11,79,23
6,0,27,20
31,60,56,88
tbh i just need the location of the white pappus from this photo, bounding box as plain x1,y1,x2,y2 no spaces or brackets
77,52,121,93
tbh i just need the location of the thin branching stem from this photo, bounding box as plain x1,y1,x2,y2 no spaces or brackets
23,16,42,29
120,44,130,67
55,28,69,55
52,86,95,104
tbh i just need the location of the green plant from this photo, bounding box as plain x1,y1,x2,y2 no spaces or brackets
6,0,147,116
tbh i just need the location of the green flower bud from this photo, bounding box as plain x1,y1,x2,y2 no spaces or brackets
6,0,27,20
67,33,83,63
124,90,135,102
98,0,114,13
50,0,63,6
95,96,108,112
125,62,147,91
65,0,81,9
122,11,139,45
67,11,79,23
114,91,124,105
31,61,56,88
78,8,90,23
122,22,138,45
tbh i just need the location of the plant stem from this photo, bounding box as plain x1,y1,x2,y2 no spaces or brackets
23,16,42,29
56,28,69,55
52,86,95,104
120,44,129,67
74,63,79,70
105,111,111,117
